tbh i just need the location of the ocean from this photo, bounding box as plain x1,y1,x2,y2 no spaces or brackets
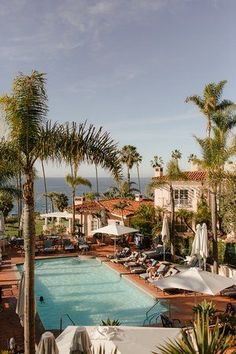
31,177,151,213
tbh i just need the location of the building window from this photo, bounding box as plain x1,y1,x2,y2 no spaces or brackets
174,189,189,206
91,219,98,231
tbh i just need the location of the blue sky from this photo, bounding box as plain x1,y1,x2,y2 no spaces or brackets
0,0,235,178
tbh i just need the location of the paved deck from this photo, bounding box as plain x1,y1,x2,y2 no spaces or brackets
1,245,236,351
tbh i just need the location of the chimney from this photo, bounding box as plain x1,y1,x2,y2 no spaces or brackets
135,193,143,202
74,196,85,205
154,166,163,178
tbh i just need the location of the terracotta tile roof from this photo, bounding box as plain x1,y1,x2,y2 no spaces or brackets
153,171,207,182
73,198,153,217
98,198,153,217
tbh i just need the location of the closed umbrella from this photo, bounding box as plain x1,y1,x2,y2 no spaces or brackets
200,223,208,270
16,271,25,326
92,223,138,254
161,215,169,261
153,267,236,295
70,327,92,354
191,224,202,257
37,332,59,354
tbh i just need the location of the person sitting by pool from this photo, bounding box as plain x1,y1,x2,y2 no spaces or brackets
39,296,45,304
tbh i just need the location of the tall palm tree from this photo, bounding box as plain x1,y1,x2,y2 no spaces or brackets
0,71,62,354
65,174,91,234
120,145,138,189
61,121,121,234
41,160,48,213
192,115,236,272
134,151,142,193
186,80,233,137
150,155,164,168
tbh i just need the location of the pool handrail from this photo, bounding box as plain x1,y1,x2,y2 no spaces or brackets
60,313,76,332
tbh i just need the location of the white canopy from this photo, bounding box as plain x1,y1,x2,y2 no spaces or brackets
91,224,138,236
40,211,73,219
153,267,236,295
56,326,181,354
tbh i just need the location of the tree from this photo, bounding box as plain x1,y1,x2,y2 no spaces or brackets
105,180,139,199
150,155,164,168
0,71,62,353
50,192,68,212
193,120,236,272
149,150,185,257
112,200,130,223
156,311,233,354
65,175,91,234
120,145,138,189
133,151,142,193
0,191,14,218
131,204,163,235
186,80,233,138
61,121,121,235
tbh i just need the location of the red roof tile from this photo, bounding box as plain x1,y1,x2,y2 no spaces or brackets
153,171,207,182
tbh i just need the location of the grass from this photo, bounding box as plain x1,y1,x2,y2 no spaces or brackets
5,217,44,238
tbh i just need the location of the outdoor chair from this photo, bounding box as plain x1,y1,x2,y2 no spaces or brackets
63,239,75,252
43,239,56,253
112,251,139,264
160,314,182,328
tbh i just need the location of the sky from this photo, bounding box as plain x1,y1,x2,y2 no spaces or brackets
0,0,235,179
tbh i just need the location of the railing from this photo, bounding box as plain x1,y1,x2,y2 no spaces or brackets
143,300,161,326
59,313,76,332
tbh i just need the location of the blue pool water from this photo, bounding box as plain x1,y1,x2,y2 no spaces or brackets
19,258,165,329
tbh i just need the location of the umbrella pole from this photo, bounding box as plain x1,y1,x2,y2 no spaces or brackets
114,238,116,256
163,243,165,261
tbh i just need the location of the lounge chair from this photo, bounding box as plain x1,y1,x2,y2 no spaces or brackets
112,251,139,264
63,239,75,252
78,238,89,253
43,240,56,253
124,254,147,269
148,263,170,283
107,247,130,259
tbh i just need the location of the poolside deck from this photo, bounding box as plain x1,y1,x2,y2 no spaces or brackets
1,245,236,351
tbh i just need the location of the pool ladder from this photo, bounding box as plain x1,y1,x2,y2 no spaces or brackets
59,313,76,333
143,300,162,326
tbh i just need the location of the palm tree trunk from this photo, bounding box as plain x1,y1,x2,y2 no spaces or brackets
211,189,218,273
23,171,36,354
127,167,130,191
95,164,99,197
137,164,141,194
170,185,175,258
41,160,48,213
72,188,75,235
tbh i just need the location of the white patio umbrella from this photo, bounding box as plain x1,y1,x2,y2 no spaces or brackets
161,215,170,261
91,224,138,254
16,271,25,326
153,267,236,295
36,332,59,354
200,223,208,270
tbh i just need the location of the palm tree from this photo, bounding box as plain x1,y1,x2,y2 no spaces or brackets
65,174,92,235
186,80,233,138
193,117,236,272
120,145,138,189
155,312,233,354
133,151,142,193
0,71,62,354
149,150,185,257
41,160,48,213
108,180,139,199
112,200,130,224
150,155,164,168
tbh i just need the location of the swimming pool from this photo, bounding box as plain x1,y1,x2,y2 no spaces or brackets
20,258,166,329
